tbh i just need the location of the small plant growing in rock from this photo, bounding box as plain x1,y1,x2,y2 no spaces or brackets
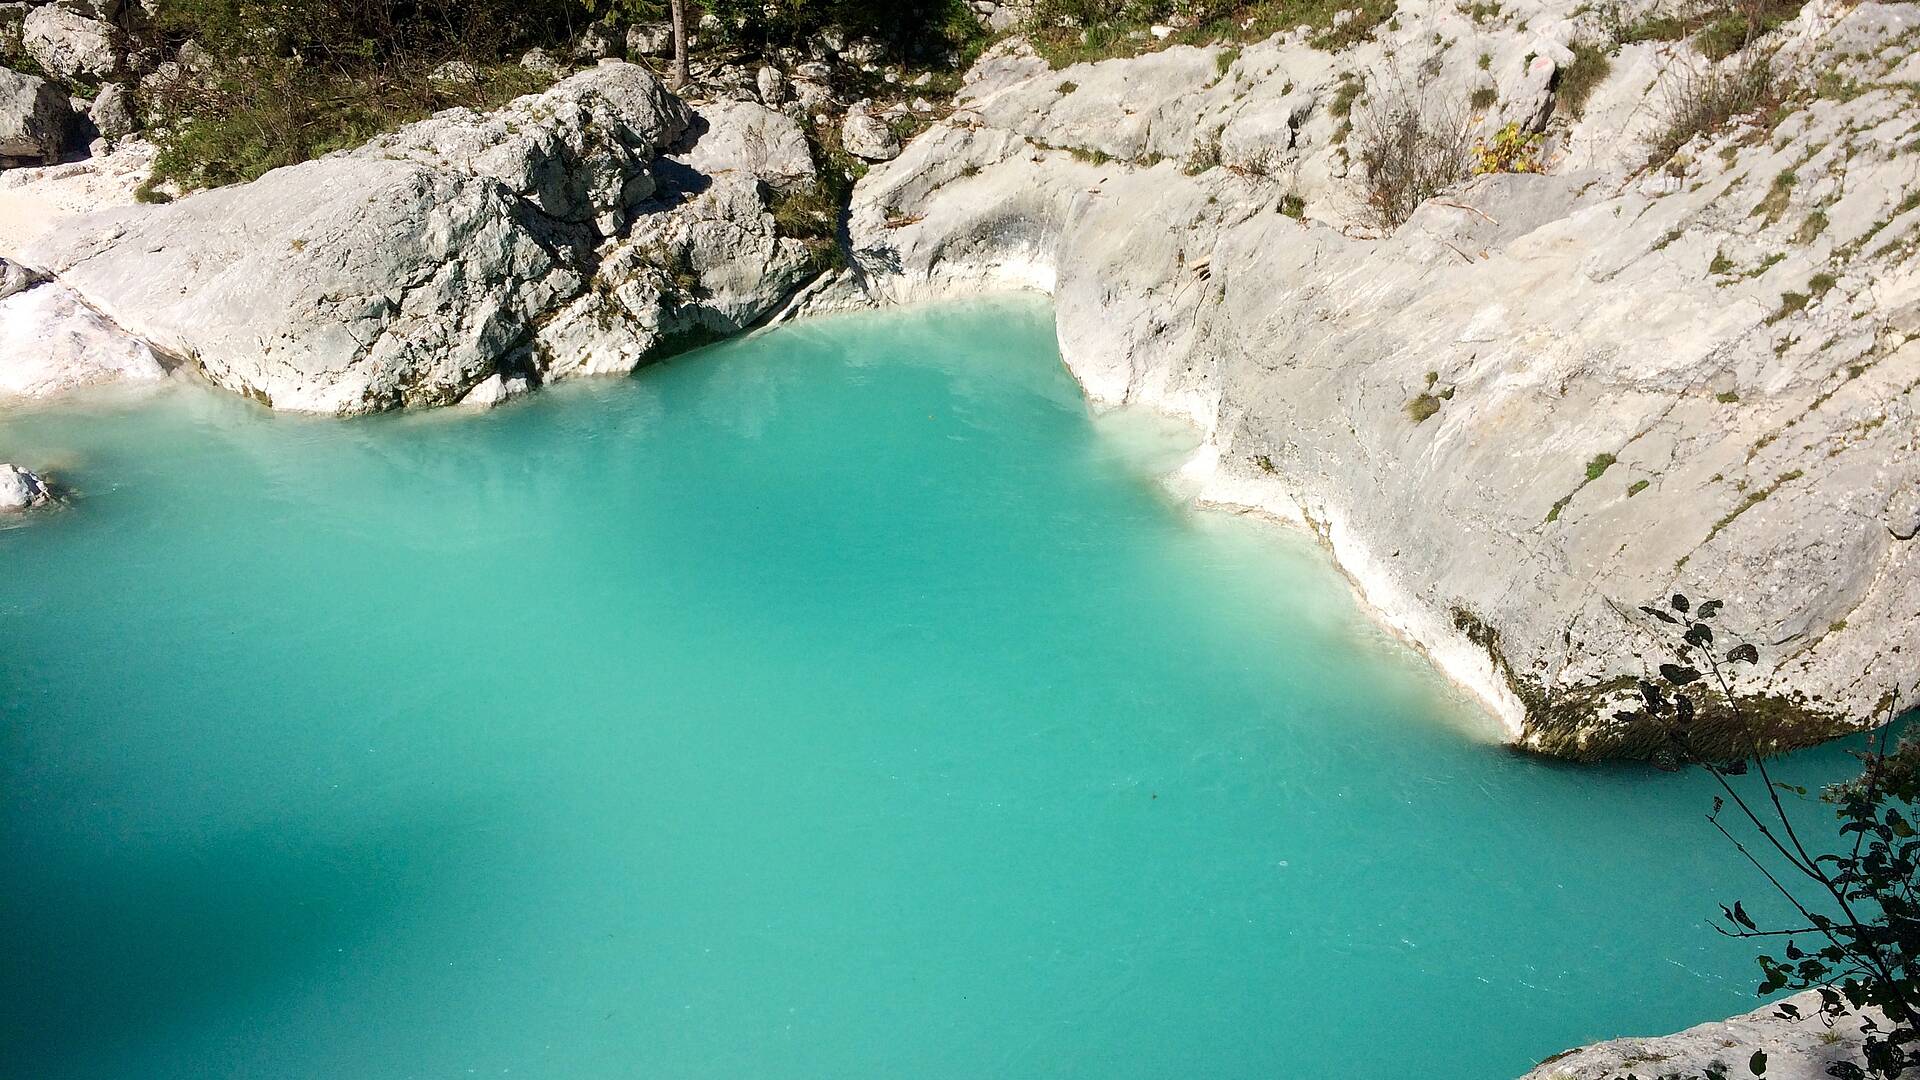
1555,40,1614,119
1405,392,1443,423
1354,73,1473,231
1473,122,1545,174
1615,594,1920,1080
1642,54,1776,172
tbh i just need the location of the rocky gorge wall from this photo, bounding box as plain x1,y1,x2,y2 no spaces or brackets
842,0,1920,762
0,0,1915,763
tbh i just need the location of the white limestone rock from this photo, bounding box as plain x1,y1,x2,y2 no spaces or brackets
19,65,693,414
841,101,901,161
848,1,1920,759
0,463,50,511
0,252,40,296
755,64,785,105
458,372,531,408
675,99,816,194
1518,991,1876,1080
428,60,481,87
519,47,566,80
0,67,69,166
627,24,672,57
535,104,824,380
22,5,117,81
0,278,163,398
87,82,133,143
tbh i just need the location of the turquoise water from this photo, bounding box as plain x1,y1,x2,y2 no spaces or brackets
0,299,1870,1079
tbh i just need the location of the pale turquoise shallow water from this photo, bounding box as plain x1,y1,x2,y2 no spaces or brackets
0,298,1870,1079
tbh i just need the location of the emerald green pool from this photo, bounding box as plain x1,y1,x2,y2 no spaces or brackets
0,299,1865,1078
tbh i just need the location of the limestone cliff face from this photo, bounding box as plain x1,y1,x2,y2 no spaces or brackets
845,2,1920,758
0,65,823,414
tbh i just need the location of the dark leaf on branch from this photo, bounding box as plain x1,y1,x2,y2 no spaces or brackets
1686,622,1715,647
1641,605,1680,625
1748,1049,1766,1075
1639,679,1666,711
1660,663,1702,686
1699,599,1723,618
1733,901,1756,930
1890,809,1915,839
1672,593,1691,613
1727,643,1760,664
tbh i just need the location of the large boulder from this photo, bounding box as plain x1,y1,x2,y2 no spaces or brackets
676,99,816,193
0,67,69,166
21,5,117,82
87,81,132,142
0,463,50,511
18,64,693,414
536,102,824,377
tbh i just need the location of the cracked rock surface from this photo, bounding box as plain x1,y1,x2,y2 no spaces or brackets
4,66,820,414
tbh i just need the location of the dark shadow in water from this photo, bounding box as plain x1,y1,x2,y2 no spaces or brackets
1,792,499,1079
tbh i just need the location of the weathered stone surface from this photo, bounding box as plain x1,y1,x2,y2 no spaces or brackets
0,252,39,296
5,69,825,415
87,81,132,142
17,65,693,413
351,63,692,236
675,99,816,193
627,23,672,57
428,60,480,86
0,66,69,166
22,5,116,81
0,462,50,511
755,64,785,105
535,104,823,380
1518,991,1877,1079
848,3,1920,761
0,278,162,398
519,47,565,80
841,101,900,161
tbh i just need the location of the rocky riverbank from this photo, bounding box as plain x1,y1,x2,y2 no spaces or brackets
843,0,1920,763
0,1,1913,764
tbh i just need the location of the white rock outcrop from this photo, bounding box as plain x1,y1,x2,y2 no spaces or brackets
21,5,116,81
846,3,1920,759
3,69,828,414
0,66,69,166
13,64,694,413
0,462,50,511
536,100,824,378
0,274,162,397
1520,990,1877,1079
841,101,901,161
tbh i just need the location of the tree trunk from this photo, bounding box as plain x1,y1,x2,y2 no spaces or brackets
669,0,689,90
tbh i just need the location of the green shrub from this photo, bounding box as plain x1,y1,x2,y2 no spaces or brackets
1641,56,1774,171
1555,40,1613,118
